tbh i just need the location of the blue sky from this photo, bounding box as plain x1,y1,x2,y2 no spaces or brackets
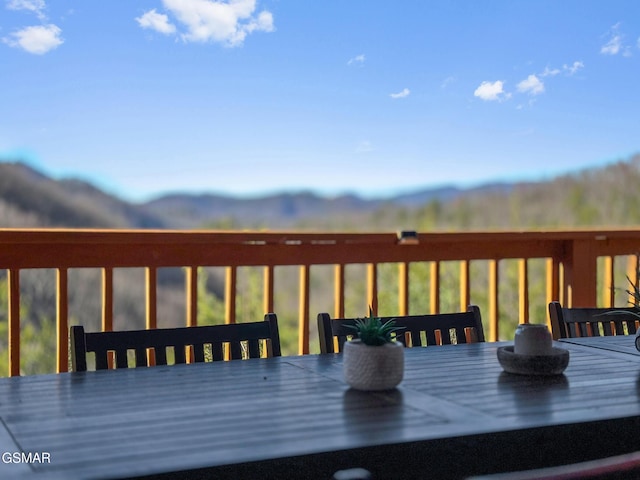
1,1,639,202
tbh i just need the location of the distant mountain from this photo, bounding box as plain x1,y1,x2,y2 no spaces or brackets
142,191,384,228
391,183,515,207
0,160,509,229
1,155,638,230
0,162,164,228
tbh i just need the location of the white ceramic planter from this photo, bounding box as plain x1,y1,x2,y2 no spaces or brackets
343,340,404,391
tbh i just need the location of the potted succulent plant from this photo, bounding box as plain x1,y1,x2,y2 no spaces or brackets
343,310,405,391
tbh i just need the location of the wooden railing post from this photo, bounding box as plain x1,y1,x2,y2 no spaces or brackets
565,239,598,307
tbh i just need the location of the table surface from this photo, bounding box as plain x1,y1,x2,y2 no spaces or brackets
2,339,640,480
560,334,640,357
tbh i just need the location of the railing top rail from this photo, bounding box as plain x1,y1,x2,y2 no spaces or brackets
1,228,639,270
2,227,640,244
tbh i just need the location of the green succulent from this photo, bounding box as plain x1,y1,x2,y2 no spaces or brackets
346,308,404,346
604,272,640,320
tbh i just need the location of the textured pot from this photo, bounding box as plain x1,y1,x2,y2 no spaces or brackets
343,340,404,391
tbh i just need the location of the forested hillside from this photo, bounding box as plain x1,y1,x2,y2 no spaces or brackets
2,155,640,230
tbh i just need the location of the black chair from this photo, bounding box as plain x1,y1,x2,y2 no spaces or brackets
548,301,639,339
318,306,484,354
70,313,281,371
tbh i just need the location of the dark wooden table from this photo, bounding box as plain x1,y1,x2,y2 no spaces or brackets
560,334,640,358
2,341,640,480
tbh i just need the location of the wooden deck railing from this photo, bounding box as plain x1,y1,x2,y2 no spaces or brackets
1,228,640,376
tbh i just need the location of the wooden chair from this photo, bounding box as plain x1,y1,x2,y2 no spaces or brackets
70,313,281,371
548,301,639,339
317,306,484,354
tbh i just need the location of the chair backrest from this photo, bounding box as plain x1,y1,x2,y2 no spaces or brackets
70,313,281,371
317,305,484,354
548,301,639,339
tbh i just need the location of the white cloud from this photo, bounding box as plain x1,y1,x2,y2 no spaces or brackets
136,9,176,35
563,61,584,75
3,24,63,54
541,61,583,79
600,23,632,56
517,74,544,95
540,66,561,77
347,54,365,66
390,88,410,99
6,0,47,20
601,34,622,55
156,0,275,47
474,80,509,101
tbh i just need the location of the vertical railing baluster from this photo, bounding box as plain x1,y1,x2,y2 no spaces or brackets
299,265,310,355
146,267,157,330
398,262,409,316
603,256,614,307
546,258,560,303
8,268,20,377
56,268,68,373
367,263,378,315
460,260,470,311
546,257,561,329
489,260,499,341
102,267,114,369
185,266,198,327
146,267,157,366
627,254,640,307
519,259,529,324
224,266,237,361
430,261,440,314
334,264,345,319
263,265,274,314
225,266,237,324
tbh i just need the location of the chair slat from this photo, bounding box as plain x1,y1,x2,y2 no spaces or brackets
211,342,224,361
135,348,148,367
549,301,640,339
193,344,205,363
115,349,129,369
174,346,186,364
247,339,260,359
229,342,243,360
155,347,167,366
69,314,281,371
317,306,485,354
409,329,422,346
